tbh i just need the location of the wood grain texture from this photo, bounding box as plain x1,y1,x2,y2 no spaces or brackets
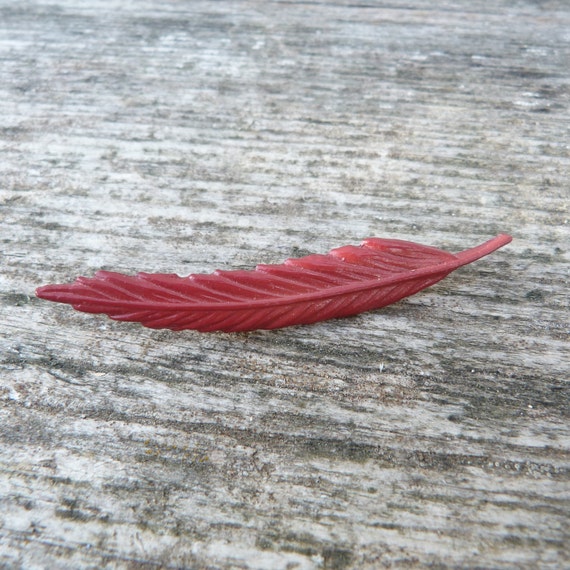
1,1,568,569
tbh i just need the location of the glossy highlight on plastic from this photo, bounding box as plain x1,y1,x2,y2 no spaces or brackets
36,234,512,332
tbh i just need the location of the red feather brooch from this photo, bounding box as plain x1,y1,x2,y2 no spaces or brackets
36,234,511,332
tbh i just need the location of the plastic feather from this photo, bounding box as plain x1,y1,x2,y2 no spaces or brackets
36,234,512,332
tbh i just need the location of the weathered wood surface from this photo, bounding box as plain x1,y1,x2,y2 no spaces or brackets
1,1,568,568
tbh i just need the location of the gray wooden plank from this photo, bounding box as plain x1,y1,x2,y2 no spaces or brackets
1,1,568,569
